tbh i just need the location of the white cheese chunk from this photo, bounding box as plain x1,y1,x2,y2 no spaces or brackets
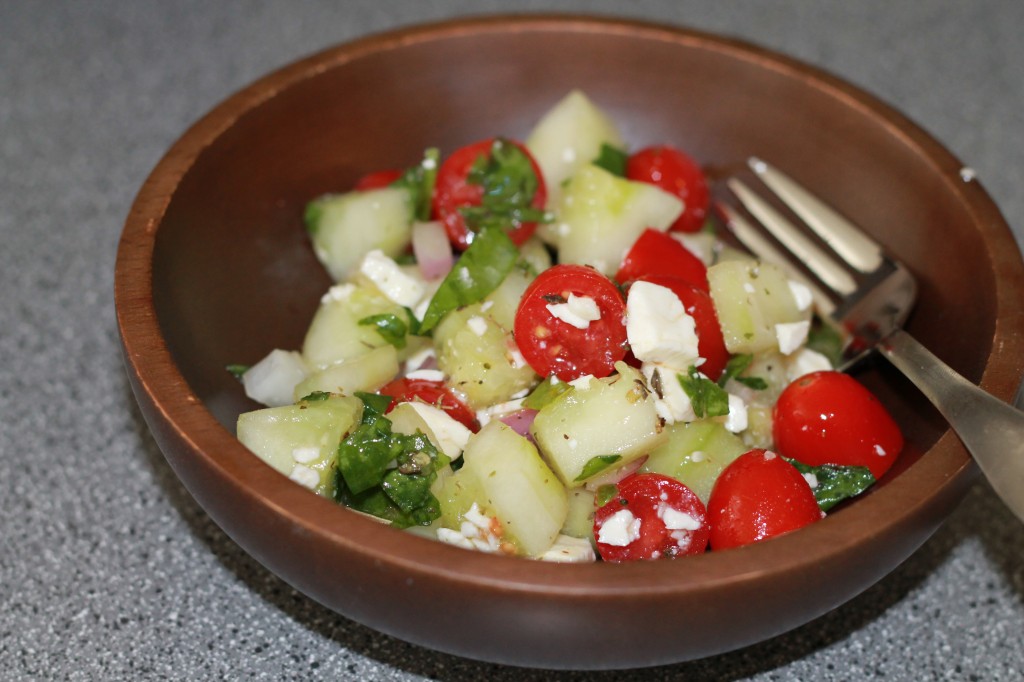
775,320,811,355
642,364,696,425
288,464,320,490
722,393,748,434
597,508,642,547
785,347,833,381
359,249,425,307
467,315,488,336
626,281,700,367
538,534,597,563
475,398,526,428
787,279,814,312
404,368,446,382
546,293,601,330
406,401,472,459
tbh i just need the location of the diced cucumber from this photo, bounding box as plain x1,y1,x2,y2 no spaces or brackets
460,421,569,557
742,405,774,450
723,351,789,408
562,487,597,544
480,267,534,331
302,283,423,368
552,164,683,275
236,394,363,498
640,419,748,503
292,344,398,401
432,303,537,409
530,363,667,487
305,187,414,281
525,90,626,210
518,236,553,275
707,260,811,355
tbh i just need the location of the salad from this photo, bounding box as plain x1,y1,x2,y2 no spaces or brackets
233,90,904,563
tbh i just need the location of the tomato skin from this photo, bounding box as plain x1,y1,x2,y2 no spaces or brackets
514,264,627,382
707,449,822,550
432,138,547,250
594,473,710,562
354,169,403,191
625,145,709,233
634,275,728,380
614,228,708,291
772,371,904,480
378,377,480,432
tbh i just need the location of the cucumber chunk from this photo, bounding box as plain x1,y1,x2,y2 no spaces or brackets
640,419,748,503
525,89,626,210
530,363,667,487
292,344,399,401
707,260,811,355
305,187,413,281
236,394,363,498
552,164,683,275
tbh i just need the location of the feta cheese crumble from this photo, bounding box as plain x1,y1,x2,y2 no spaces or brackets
626,281,700,367
775,320,811,355
598,508,642,547
546,293,601,329
538,534,596,563
467,315,489,336
359,249,425,307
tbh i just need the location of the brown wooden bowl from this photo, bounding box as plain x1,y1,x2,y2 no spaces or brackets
114,14,1024,669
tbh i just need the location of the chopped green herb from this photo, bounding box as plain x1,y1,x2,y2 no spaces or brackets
390,147,440,221
575,455,623,482
459,138,552,234
595,484,620,508
298,390,333,403
678,366,731,418
522,376,573,410
591,143,629,177
806,317,846,367
225,364,249,380
359,313,409,350
418,226,519,333
785,458,876,512
718,354,768,390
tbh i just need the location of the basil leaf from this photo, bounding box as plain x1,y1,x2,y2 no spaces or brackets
297,390,333,403
595,483,620,508
785,458,876,512
355,390,392,421
358,313,408,350
522,376,572,410
390,147,440,222
575,455,623,482
592,143,628,177
678,366,731,418
418,226,519,333
719,355,770,391
459,138,552,234
806,317,845,367
225,363,249,380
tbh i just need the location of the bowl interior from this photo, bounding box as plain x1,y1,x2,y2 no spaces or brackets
123,15,1022,668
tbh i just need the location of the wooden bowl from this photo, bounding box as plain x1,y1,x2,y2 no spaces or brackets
114,14,1024,669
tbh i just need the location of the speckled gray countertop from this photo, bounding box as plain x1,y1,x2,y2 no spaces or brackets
2,1,1023,680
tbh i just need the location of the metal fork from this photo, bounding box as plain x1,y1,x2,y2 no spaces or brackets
719,157,1024,522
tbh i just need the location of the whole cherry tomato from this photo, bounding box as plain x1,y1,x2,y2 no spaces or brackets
635,275,728,380
772,371,904,480
707,449,822,550
432,138,547,250
378,377,480,432
614,228,708,291
625,145,709,233
353,169,403,191
513,264,627,382
594,473,710,562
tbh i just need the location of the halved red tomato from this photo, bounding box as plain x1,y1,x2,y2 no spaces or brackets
432,138,547,250
378,377,479,432
513,264,627,382
353,169,403,191
614,228,708,291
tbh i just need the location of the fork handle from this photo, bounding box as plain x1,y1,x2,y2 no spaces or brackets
880,329,1024,522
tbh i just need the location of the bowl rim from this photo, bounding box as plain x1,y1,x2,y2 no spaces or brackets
115,12,1024,600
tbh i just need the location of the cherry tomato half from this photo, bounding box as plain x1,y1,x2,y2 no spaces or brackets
379,377,480,432
353,169,403,191
614,228,708,291
635,275,729,381
772,370,904,480
594,473,710,562
707,449,822,551
626,145,709,234
432,138,547,250
513,264,627,382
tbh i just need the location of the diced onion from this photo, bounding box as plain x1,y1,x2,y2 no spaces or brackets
413,220,454,280
499,408,539,442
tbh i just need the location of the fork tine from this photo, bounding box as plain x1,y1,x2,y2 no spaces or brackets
716,202,836,317
726,178,859,295
748,157,884,272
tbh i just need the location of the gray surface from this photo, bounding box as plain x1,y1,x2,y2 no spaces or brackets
2,1,1023,679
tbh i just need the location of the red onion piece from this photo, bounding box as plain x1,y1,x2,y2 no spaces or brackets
499,408,539,441
412,220,453,280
